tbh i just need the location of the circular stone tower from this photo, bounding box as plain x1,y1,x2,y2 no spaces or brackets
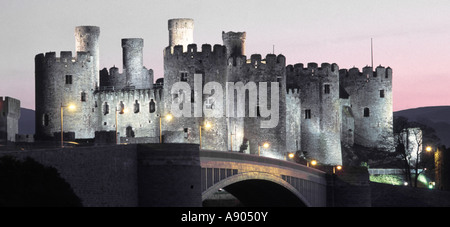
122,38,146,89
168,18,194,53
75,26,100,88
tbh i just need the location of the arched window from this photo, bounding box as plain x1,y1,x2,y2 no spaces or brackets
364,108,370,117
103,102,109,115
134,100,140,113
119,101,125,114
149,99,156,113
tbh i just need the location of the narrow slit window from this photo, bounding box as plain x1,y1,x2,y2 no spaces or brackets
65,75,72,85
305,109,311,119
103,102,109,115
134,100,140,113
81,92,87,102
149,99,156,113
364,108,370,117
380,90,385,98
180,72,188,82
324,84,330,94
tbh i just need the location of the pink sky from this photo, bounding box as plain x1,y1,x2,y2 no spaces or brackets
1,0,450,112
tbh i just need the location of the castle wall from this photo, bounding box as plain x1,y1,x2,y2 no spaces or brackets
227,54,287,158
163,44,229,151
286,63,342,165
0,97,21,143
35,51,98,140
340,66,393,150
94,89,162,143
286,89,301,153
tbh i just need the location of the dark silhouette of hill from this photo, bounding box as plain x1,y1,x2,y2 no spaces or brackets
19,108,35,135
394,106,450,147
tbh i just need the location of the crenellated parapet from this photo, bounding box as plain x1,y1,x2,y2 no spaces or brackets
286,62,339,78
339,65,392,86
35,51,92,67
95,88,163,105
227,54,286,70
164,44,227,62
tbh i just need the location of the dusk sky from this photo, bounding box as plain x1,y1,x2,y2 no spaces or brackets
1,0,450,111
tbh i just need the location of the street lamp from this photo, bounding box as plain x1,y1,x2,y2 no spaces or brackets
159,113,173,143
288,152,295,159
115,107,128,144
258,142,270,156
60,103,75,148
333,165,343,174
199,121,212,149
307,160,318,167
426,146,433,152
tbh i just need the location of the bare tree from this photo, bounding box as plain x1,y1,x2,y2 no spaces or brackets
393,116,440,187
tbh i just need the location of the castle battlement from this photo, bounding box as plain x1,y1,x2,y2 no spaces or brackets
164,44,227,60
286,62,339,77
286,88,300,95
35,51,93,64
339,65,392,81
95,88,163,103
228,54,286,68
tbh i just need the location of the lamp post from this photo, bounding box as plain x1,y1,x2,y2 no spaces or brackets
333,165,343,174
115,107,128,144
199,121,212,149
60,103,75,148
307,160,317,167
159,114,173,143
258,142,270,156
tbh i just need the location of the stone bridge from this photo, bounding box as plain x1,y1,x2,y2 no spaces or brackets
200,150,328,207
0,143,369,207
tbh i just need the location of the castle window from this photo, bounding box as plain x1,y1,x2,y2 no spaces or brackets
149,99,156,113
364,108,370,117
65,75,72,85
184,128,189,139
119,101,125,114
305,109,311,119
43,114,49,126
324,84,331,94
81,92,87,102
103,102,109,115
180,72,188,82
380,90,385,98
134,100,140,113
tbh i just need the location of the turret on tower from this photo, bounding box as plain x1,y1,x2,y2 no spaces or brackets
168,18,194,53
122,38,144,88
222,31,246,58
75,26,100,88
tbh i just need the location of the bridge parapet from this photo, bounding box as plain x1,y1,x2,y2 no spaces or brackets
200,150,328,207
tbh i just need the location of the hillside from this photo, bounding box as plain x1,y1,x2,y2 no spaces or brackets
394,106,450,147
19,108,35,135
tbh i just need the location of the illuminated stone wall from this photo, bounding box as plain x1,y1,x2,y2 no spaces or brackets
286,63,343,165
340,66,394,150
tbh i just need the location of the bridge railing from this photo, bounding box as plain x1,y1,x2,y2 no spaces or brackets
199,150,326,177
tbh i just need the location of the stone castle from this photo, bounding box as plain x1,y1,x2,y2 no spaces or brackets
33,18,394,165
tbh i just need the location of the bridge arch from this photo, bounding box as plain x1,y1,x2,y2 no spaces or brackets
202,171,311,207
